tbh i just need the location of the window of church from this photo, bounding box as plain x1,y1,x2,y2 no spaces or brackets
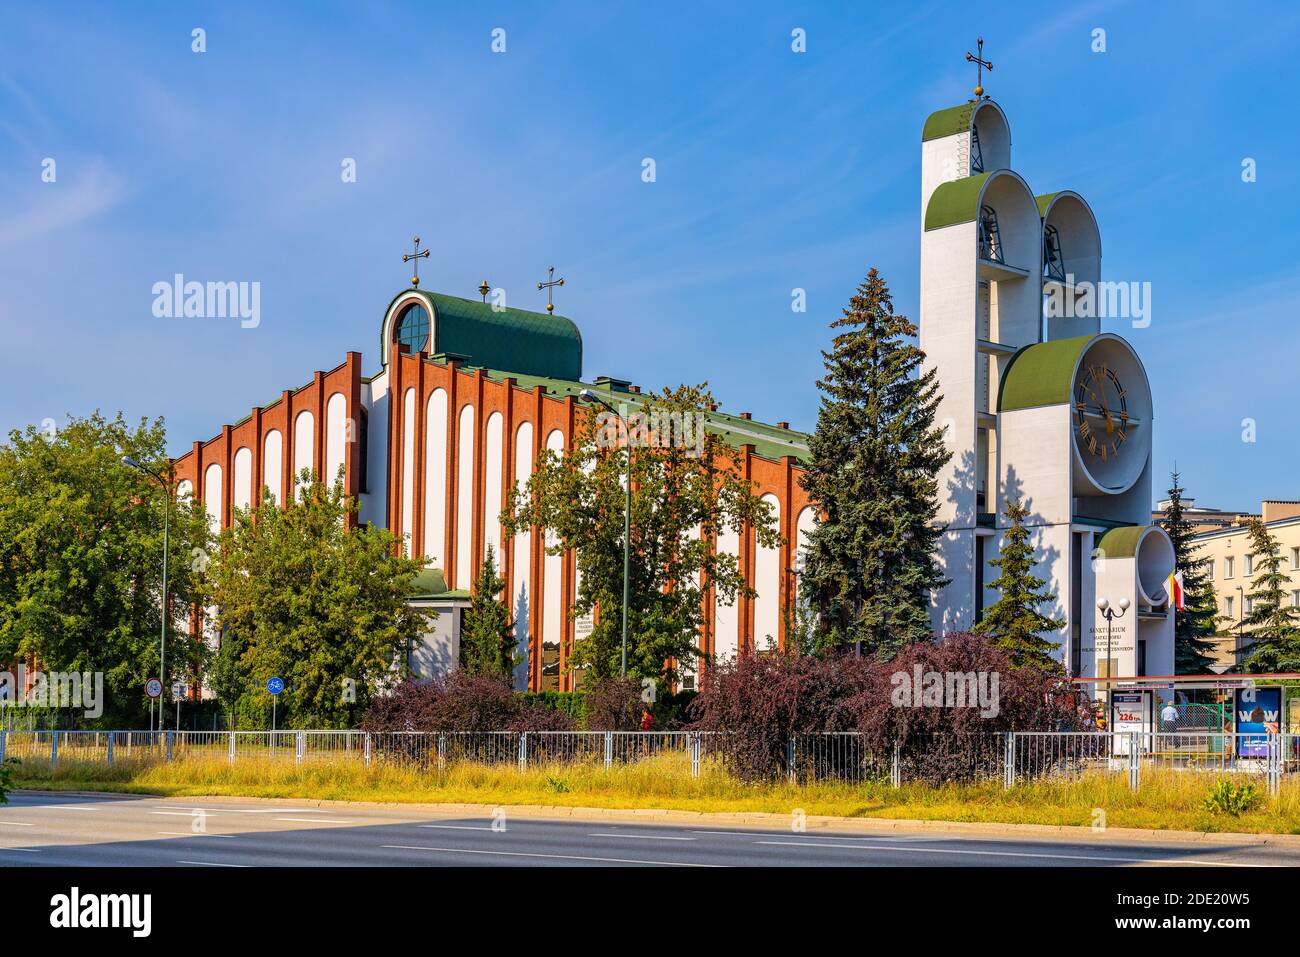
396,303,430,353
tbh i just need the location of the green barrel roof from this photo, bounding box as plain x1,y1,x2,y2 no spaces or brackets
1095,524,1148,559
922,102,977,141
997,335,1094,412
385,290,583,380
924,172,993,231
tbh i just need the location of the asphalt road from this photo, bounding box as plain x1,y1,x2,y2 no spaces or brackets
0,791,1293,867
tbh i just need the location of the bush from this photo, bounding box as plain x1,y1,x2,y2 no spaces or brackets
362,674,518,732
584,677,646,731
1202,779,1263,817
0,757,18,804
689,634,1093,782
689,654,875,780
520,691,587,726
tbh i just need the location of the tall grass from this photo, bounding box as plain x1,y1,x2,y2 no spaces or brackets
13,754,1300,833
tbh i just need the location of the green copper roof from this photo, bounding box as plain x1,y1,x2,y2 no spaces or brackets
429,359,810,465
1095,524,1147,559
922,102,977,142
409,567,469,600
385,290,582,380
997,335,1094,412
924,172,993,231
1035,192,1060,217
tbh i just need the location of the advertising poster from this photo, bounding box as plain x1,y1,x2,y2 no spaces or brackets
1235,687,1282,758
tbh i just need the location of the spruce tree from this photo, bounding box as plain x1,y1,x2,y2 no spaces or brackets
973,497,1064,671
799,268,950,657
459,545,519,677
1241,519,1300,672
1159,471,1218,673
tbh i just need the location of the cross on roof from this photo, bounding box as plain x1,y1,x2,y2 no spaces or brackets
537,265,565,314
965,36,993,99
402,236,431,287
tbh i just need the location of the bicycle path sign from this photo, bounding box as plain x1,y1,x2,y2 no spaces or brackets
267,677,284,695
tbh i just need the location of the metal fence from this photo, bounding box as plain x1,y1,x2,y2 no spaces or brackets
0,729,1293,793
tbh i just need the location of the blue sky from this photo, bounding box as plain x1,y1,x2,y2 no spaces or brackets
1,0,1297,510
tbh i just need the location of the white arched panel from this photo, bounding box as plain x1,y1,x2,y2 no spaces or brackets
483,412,504,564
512,421,535,689
541,429,565,655
795,506,817,575
455,404,476,586
232,447,253,513
713,524,740,662
262,429,282,506
754,494,782,652
424,388,448,566
401,388,415,553
203,463,222,536
176,479,193,505
293,410,314,499
325,392,347,489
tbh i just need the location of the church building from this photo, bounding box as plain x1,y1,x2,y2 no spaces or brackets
169,71,1175,697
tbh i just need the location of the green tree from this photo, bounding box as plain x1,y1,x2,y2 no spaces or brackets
799,268,950,657
973,498,1064,671
1240,518,1300,672
208,471,432,728
1159,471,1219,673
505,384,780,682
0,412,209,727
460,544,519,677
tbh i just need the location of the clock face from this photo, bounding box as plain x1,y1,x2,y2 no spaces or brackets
1074,364,1129,462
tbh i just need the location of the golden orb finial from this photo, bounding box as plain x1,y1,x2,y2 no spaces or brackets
411,276,420,287
546,302,554,314
479,279,490,302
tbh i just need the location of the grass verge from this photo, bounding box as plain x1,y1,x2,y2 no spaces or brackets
12,756,1300,834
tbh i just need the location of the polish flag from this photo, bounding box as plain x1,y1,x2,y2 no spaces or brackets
1167,570,1185,611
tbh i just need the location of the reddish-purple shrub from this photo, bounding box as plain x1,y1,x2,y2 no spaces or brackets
583,677,645,731
506,704,576,732
362,673,520,732
688,653,875,780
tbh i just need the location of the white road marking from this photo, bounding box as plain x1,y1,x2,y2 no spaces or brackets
419,824,498,831
0,846,40,853
274,817,352,824
380,844,721,867
158,831,235,838
37,804,99,811
754,840,1276,867
150,810,213,817
0,821,34,827
177,860,249,867
588,832,696,841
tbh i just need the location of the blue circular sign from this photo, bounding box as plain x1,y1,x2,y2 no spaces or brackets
267,677,284,695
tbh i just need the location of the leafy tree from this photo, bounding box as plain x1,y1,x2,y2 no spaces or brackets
973,498,1064,671
1159,471,1219,673
208,471,432,728
799,268,950,657
459,544,519,677
505,384,780,683
0,412,209,727
1240,518,1300,672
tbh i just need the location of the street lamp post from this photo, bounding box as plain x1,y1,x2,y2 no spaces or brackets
1095,596,1130,713
123,457,172,731
580,390,632,677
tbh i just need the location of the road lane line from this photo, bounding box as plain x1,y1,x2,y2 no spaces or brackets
380,844,721,867
177,860,250,867
0,847,40,853
158,831,236,838
0,822,34,827
419,824,498,831
754,840,1276,867
151,811,214,817
274,817,352,824
588,832,696,841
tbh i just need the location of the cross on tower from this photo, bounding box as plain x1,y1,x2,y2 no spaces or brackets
537,265,565,314
965,36,993,99
402,236,431,287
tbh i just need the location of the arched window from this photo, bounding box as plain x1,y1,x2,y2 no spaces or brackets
1043,224,1066,282
395,303,430,354
977,204,1003,263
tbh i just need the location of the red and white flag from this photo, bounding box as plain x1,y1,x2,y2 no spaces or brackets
1166,570,1185,611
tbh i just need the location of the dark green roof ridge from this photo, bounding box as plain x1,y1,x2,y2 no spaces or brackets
925,172,994,230
997,335,1094,412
